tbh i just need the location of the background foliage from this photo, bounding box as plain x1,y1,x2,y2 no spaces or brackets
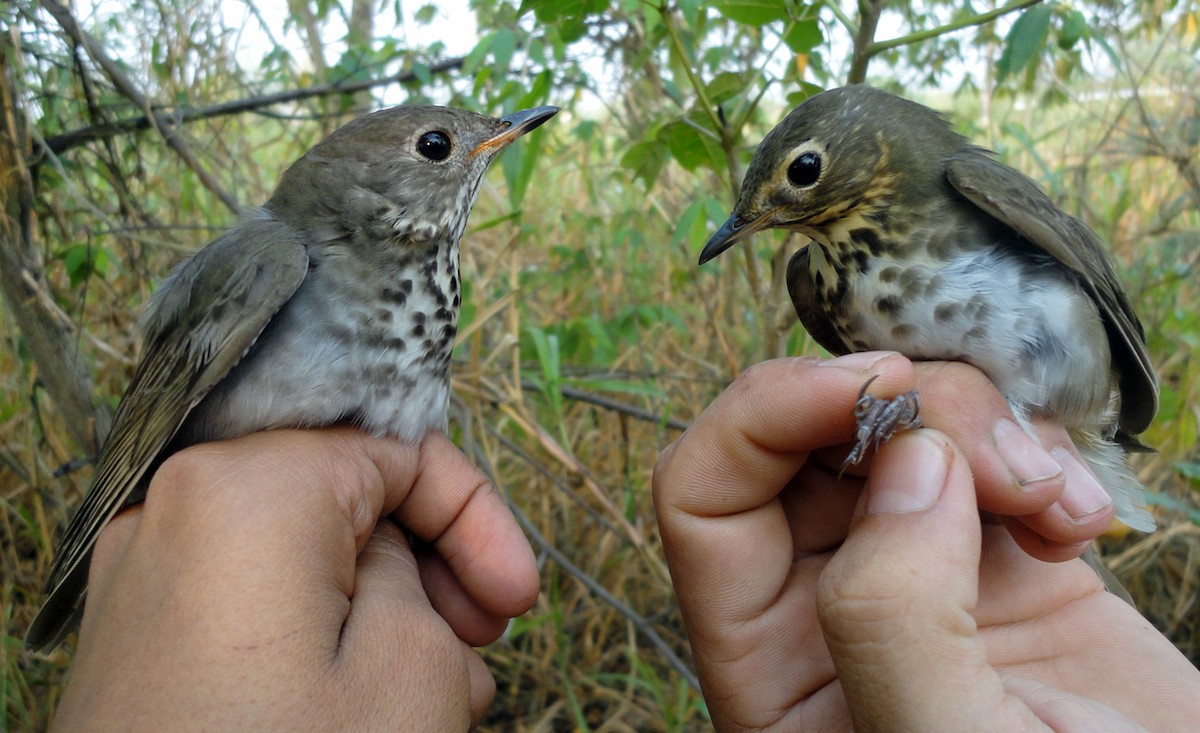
2,0,1198,729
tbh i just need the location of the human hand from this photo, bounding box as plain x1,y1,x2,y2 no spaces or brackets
653,353,1200,732
52,428,538,731
901,359,1123,561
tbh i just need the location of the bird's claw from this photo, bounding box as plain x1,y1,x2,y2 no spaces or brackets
838,374,922,477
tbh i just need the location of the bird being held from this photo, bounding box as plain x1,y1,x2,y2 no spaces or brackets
27,104,559,652
699,85,1157,535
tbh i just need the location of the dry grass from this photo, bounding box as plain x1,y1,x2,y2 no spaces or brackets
3,85,1199,732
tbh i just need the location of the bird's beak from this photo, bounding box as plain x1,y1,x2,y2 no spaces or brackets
471,106,560,157
699,210,777,265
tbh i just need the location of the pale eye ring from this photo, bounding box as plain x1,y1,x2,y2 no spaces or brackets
417,130,452,161
787,151,822,187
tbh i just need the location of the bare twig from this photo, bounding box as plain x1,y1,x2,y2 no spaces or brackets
41,0,239,213
0,36,109,451
847,0,884,84
485,424,626,540
521,379,691,433
468,438,702,695
38,56,466,156
866,0,1043,60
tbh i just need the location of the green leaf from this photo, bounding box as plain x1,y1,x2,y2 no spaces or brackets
669,198,706,250
517,69,552,109
997,5,1053,82
501,123,548,209
463,34,494,75
1057,9,1086,50
704,72,746,106
713,0,788,25
782,18,822,53
59,244,110,287
411,61,432,86
676,0,702,27
620,140,668,188
414,3,437,23
492,28,517,71
784,83,825,108
658,115,723,172
519,0,606,40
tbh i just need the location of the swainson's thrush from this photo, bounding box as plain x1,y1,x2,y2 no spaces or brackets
27,104,558,652
700,85,1157,534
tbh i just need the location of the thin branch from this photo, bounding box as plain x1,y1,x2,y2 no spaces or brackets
38,56,466,156
847,0,884,84
467,437,701,695
39,0,241,213
825,1,859,38
657,3,725,142
520,379,691,432
0,36,109,451
486,424,627,543
866,0,1043,59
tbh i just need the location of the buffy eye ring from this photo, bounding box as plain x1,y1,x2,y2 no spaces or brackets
417,130,452,161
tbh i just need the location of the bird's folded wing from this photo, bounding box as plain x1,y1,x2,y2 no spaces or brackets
945,149,1158,437
26,216,309,651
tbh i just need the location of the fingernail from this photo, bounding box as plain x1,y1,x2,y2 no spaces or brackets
867,432,949,514
1050,447,1113,518
818,351,897,370
992,419,1063,490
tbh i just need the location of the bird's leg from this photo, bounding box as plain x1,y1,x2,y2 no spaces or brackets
839,374,922,476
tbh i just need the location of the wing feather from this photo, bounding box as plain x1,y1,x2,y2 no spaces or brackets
945,150,1158,440
26,217,309,651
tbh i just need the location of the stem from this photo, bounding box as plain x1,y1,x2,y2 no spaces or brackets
658,4,724,137
824,0,859,37
847,0,884,84
867,0,1043,57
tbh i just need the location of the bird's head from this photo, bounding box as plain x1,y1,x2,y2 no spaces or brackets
267,105,558,244
700,85,962,264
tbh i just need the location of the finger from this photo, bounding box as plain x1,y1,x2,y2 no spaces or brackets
466,645,497,728
338,520,474,730
1001,676,1148,733
818,430,1044,732
655,353,914,609
339,519,426,643
911,362,1066,516
1010,426,1117,552
86,428,425,649
656,352,913,519
653,352,915,729
391,432,539,620
780,462,862,556
912,363,1118,554
416,545,511,647
1001,516,1092,563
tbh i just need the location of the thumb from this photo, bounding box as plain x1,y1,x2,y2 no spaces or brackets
815,430,1040,733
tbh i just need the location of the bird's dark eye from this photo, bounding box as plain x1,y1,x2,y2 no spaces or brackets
417,130,452,161
787,152,822,187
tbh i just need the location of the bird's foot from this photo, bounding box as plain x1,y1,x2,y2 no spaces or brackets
839,374,922,477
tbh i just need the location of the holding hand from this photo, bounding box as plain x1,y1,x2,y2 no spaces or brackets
654,352,1200,732
54,429,538,731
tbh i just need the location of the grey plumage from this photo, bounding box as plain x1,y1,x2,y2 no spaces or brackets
27,104,558,652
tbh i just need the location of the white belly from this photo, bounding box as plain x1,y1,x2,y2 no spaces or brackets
847,247,1113,427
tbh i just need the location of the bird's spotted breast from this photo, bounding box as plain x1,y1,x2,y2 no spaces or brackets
179,233,462,446
808,240,1113,427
